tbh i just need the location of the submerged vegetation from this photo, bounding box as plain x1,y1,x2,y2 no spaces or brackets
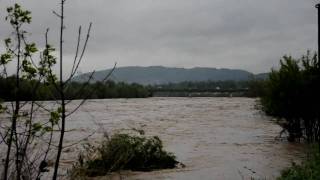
69,133,179,178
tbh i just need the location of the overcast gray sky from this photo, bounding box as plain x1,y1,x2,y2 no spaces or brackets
0,0,318,74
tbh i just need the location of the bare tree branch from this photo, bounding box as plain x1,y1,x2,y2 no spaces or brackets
66,63,116,117
70,26,81,76
65,70,95,105
52,10,61,18
64,23,92,85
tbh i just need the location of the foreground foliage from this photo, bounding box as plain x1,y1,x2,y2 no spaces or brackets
0,4,60,179
278,146,320,180
261,52,320,142
1,2,110,179
69,133,179,178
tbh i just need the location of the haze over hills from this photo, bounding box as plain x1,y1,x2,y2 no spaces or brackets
73,66,267,85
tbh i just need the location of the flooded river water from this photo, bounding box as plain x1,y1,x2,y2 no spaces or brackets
0,97,305,179
57,97,304,180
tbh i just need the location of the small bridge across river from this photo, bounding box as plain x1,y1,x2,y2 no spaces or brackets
151,88,249,97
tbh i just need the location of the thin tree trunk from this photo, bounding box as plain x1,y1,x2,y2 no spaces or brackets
3,26,22,180
52,0,65,179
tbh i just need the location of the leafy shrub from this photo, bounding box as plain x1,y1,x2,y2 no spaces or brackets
69,133,179,178
278,146,320,180
260,52,320,142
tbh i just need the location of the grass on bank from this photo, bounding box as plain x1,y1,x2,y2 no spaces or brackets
278,145,320,180
69,132,179,178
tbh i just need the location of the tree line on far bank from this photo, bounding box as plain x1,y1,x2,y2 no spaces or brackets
0,77,150,101
0,76,268,101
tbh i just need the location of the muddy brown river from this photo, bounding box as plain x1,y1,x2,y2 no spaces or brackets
1,98,305,179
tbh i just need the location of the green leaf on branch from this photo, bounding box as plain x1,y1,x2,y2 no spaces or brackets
0,53,12,65
32,122,43,135
25,43,38,54
50,110,61,125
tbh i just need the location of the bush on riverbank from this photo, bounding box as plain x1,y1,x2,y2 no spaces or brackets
278,146,320,180
260,52,320,142
69,133,179,178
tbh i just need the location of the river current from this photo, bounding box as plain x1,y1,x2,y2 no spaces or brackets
1,97,305,179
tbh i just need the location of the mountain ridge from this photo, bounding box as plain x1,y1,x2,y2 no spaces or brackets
73,66,267,85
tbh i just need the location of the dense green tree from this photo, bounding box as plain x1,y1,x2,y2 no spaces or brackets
261,52,320,142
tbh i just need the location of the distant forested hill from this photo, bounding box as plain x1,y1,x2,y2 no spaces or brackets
73,66,266,85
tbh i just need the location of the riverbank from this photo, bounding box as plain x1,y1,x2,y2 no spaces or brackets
277,145,320,179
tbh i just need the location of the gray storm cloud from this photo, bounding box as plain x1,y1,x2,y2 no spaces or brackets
0,0,318,75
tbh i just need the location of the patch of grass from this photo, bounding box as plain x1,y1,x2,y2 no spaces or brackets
278,145,320,180
69,133,179,178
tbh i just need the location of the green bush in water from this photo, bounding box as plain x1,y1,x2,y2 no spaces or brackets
70,133,178,177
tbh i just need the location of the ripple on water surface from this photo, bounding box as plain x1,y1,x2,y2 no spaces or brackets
1,97,305,179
